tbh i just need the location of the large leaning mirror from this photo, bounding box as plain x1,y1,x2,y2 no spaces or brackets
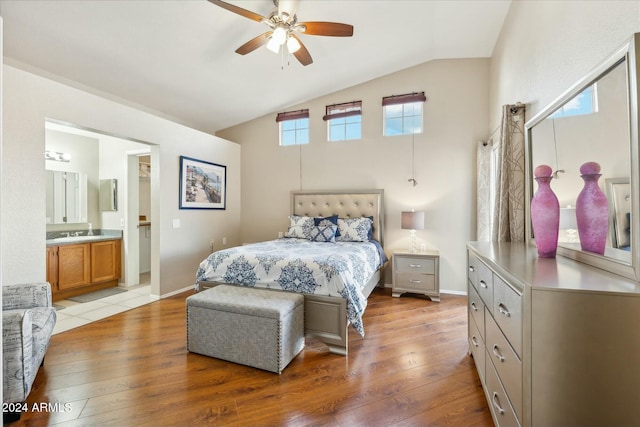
525,32,640,281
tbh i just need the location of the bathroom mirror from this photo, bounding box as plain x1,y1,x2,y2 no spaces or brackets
45,169,88,224
525,33,640,281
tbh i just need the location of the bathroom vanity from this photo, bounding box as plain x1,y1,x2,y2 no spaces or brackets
46,235,121,301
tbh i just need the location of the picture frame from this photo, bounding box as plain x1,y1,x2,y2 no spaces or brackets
179,156,226,210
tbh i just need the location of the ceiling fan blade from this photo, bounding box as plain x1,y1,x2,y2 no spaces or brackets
235,32,272,55
208,0,266,22
298,21,354,37
291,35,313,66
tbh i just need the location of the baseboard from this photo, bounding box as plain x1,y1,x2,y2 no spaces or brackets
158,284,195,299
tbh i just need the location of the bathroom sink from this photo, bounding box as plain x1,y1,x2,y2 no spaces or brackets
53,235,102,243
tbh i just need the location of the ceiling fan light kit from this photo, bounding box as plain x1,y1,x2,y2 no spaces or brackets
209,0,354,66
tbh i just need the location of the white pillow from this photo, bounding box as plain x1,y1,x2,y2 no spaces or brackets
285,215,313,239
337,217,373,242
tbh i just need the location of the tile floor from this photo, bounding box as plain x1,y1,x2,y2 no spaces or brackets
53,273,158,335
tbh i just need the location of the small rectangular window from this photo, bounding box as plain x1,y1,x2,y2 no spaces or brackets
323,101,362,141
276,109,310,146
548,84,598,119
382,92,426,136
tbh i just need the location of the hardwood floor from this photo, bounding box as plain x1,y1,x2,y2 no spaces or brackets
16,288,493,427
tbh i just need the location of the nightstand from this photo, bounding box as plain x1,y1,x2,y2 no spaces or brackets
392,250,440,302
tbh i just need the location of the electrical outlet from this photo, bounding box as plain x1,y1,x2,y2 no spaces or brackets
278,231,283,238
210,239,215,248
222,237,227,245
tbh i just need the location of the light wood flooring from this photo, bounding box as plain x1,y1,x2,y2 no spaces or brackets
15,288,493,426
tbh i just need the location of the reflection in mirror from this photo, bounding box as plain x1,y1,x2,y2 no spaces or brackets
526,33,640,281
529,58,631,262
45,170,88,224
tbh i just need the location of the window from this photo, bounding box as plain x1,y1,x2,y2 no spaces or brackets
548,84,597,119
382,92,426,136
276,109,310,146
323,101,362,141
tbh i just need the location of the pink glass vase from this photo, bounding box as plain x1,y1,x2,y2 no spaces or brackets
531,165,560,258
576,162,608,255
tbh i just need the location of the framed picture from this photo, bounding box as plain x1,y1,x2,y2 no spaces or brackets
179,156,226,210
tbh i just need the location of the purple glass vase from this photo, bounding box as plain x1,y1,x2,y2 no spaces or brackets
531,165,560,258
576,162,608,255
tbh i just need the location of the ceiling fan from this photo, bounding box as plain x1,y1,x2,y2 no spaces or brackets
209,0,354,66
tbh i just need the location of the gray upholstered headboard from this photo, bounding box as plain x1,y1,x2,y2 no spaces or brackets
291,189,385,247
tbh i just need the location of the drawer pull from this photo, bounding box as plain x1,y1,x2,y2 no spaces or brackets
498,303,511,317
471,301,478,311
492,344,505,362
480,280,488,288
471,335,479,347
469,266,475,272
409,279,422,284
409,264,422,268
492,392,506,415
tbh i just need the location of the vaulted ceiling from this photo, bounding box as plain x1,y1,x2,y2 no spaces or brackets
0,0,511,134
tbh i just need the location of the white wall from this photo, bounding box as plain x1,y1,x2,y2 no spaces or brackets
1,65,241,296
218,58,490,293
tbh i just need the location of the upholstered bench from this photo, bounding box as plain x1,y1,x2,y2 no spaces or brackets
186,285,304,374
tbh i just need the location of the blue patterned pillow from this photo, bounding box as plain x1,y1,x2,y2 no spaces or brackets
309,224,338,242
314,215,341,237
285,215,313,239
337,217,373,242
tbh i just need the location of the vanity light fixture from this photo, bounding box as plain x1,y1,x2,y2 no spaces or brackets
401,210,425,253
45,150,71,162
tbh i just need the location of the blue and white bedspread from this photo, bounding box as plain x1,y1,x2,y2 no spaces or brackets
195,238,385,336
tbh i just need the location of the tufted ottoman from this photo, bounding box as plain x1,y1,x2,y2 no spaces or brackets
186,285,305,374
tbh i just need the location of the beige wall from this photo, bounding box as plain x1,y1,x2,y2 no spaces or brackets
2,65,241,296
490,1,640,129
218,58,490,292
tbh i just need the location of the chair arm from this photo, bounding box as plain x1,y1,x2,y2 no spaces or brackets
2,309,33,403
2,283,52,311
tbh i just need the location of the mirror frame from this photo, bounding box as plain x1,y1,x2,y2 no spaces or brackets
525,33,640,281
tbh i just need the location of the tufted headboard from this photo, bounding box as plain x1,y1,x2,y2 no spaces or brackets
291,189,385,247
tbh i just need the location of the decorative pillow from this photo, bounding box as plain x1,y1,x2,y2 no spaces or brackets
285,215,313,239
309,224,338,242
314,215,341,237
337,216,373,242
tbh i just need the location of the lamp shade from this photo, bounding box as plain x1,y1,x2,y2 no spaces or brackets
559,207,577,229
401,211,425,230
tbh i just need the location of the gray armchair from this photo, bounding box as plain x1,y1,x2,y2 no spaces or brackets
2,283,57,423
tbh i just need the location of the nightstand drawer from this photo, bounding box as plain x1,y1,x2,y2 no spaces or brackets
395,257,435,274
395,272,436,293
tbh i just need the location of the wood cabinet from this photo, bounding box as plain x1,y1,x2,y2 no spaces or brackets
47,239,121,301
58,243,91,290
392,250,440,301
467,242,640,427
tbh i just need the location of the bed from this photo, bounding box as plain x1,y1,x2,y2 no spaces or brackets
195,189,386,355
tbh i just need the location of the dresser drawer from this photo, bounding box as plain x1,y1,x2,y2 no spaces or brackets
468,313,486,383
493,274,522,356
486,314,522,422
395,256,435,274
485,354,521,427
468,283,485,339
468,251,480,290
477,260,494,310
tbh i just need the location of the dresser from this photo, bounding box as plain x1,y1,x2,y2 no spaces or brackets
467,241,640,427
392,250,440,301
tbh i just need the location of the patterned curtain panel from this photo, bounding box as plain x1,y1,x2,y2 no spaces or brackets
477,141,492,241
492,104,526,242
